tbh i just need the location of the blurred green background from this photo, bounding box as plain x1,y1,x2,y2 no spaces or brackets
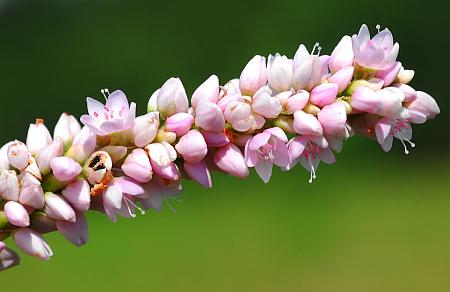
0,0,449,290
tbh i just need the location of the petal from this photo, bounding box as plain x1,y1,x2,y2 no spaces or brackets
264,127,288,143
375,118,392,145
249,132,271,150
105,90,129,111
254,160,273,183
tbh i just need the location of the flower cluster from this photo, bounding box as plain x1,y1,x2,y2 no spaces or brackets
0,24,440,271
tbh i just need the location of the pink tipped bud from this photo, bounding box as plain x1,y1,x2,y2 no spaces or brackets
26,119,52,155
252,86,282,118
19,172,45,209
184,160,212,188
53,113,81,149
267,54,293,93
285,90,309,114
65,126,97,164
329,35,354,73
12,228,53,260
36,139,64,176
7,141,31,170
224,100,254,132
375,61,402,87
376,87,404,117
317,102,347,135
200,130,230,147
194,101,225,133
309,83,338,108
350,86,382,114
4,201,30,227
0,170,20,201
175,130,208,163
56,211,88,247
83,151,113,185
328,66,354,93
44,192,76,222
121,148,153,183
157,77,189,119
214,143,249,178
145,142,179,180
166,112,194,137
50,156,82,182
293,110,323,136
191,75,220,109
132,112,159,147
407,91,440,120
239,55,267,96
61,179,91,211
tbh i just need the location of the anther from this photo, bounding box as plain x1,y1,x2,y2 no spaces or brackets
376,24,381,33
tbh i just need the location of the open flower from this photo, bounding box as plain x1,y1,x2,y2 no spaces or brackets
244,127,291,183
81,90,136,136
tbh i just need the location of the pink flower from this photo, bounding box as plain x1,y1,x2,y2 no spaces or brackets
309,83,338,108
239,55,267,96
56,211,88,246
184,160,212,188
328,66,354,94
4,201,30,227
53,113,81,148
251,86,282,118
36,139,64,176
194,101,225,133
26,120,52,155
83,151,113,185
287,135,335,183
350,86,382,114
352,24,399,70
19,172,45,209
65,126,97,164
44,192,76,222
156,77,189,119
392,83,417,103
284,90,309,114
329,35,354,73
406,91,440,120
214,143,249,178
145,142,180,180
375,61,402,87
0,170,20,201
61,179,91,212
267,54,293,93
165,112,194,137
191,75,220,110
175,130,208,163
81,90,136,136
121,148,153,183
292,44,322,91
376,87,404,118
7,141,31,171
374,115,416,154
138,176,182,211
200,130,230,147
293,110,323,136
244,127,291,183
12,228,53,260
317,102,347,135
50,156,82,182
132,112,159,147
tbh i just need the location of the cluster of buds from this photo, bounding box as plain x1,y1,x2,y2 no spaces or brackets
0,24,440,271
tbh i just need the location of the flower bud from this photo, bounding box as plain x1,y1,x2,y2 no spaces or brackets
273,116,295,134
194,101,225,133
214,143,248,178
53,113,81,149
375,61,402,87
317,102,347,135
376,87,404,117
0,142,13,172
406,91,440,120
184,160,212,188
344,78,384,95
61,179,91,211
36,139,64,175
83,151,113,185
224,100,254,132
132,112,159,147
285,90,309,114
191,75,220,109
56,211,88,247
12,228,53,260
166,112,194,137
50,156,82,182
395,67,414,84
309,83,338,108
175,130,208,163
0,170,20,201
154,128,177,144
252,86,282,118
200,130,230,147
100,146,128,163
0,245,20,271
157,77,189,119
350,86,382,114
44,192,76,222
4,201,30,227
292,45,322,91
26,119,52,155
145,142,179,180
147,89,160,113
293,110,323,136
267,54,293,93
121,148,153,183
328,66,354,93
65,126,97,164
239,55,267,96
329,35,354,73
392,83,416,103
7,141,31,170
19,172,45,209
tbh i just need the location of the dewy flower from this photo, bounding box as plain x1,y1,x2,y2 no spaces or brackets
81,90,136,136
352,24,399,70
0,24,441,271
244,127,291,183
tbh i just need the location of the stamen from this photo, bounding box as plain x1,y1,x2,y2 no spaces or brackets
395,129,416,155
165,198,177,212
311,42,320,55
376,24,381,33
123,198,136,218
126,197,146,215
100,89,108,100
